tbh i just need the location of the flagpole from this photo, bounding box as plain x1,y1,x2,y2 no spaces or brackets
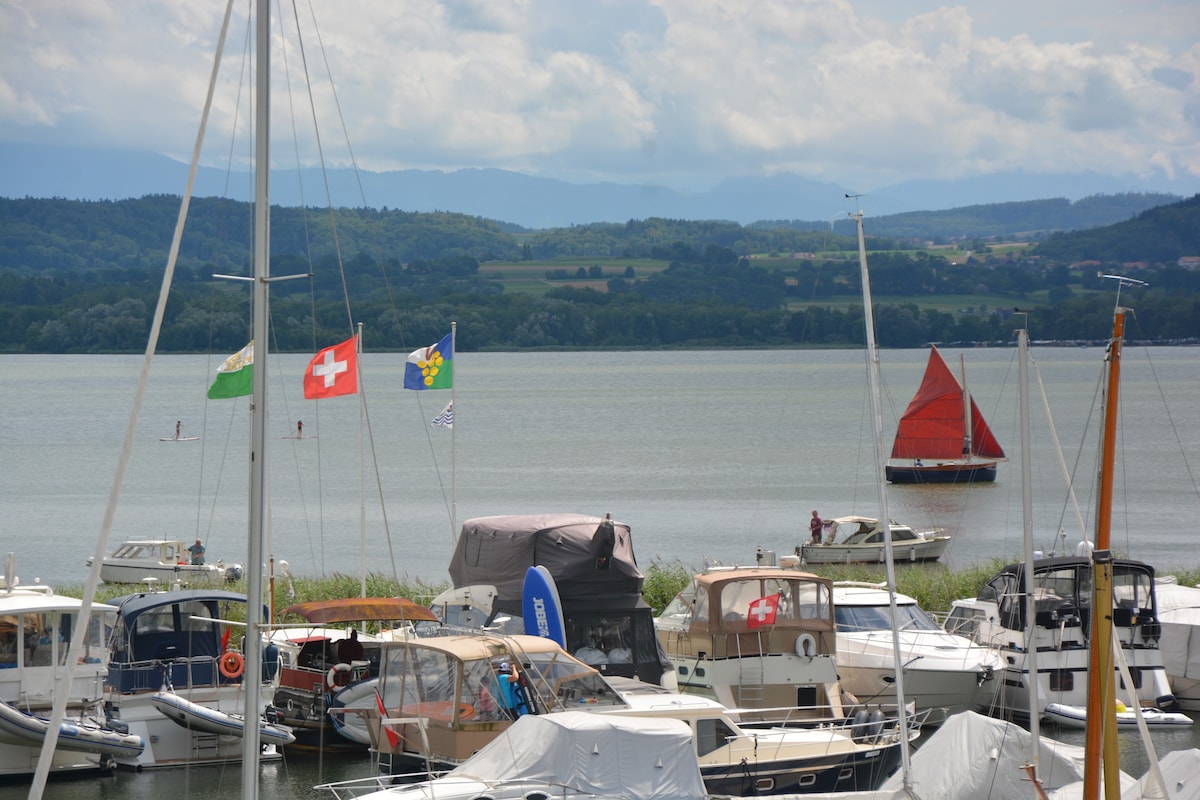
357,322,366,599
450,320,457,542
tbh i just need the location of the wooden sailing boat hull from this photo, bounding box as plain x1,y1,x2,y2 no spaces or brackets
885,461,998,484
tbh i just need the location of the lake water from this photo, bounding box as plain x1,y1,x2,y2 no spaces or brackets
2,346,1199,797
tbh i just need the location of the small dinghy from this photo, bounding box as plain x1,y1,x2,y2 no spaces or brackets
151,691,296,746
1045,701,1193,730
0,699,146,759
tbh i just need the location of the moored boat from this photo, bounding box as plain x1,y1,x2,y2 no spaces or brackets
102,588,287,769
945,555,1179,721
86,538,243,585
797,516,951,565
0,554,131,777
830,581,1004,724
654,567,848,719
271,596,438,749
884,345,1006,484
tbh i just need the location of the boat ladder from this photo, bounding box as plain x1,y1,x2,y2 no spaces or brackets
735,635,766,705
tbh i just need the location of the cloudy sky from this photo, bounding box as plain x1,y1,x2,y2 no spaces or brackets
2,0,1198,193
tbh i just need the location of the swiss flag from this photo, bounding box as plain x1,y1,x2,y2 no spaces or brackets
747,594,781,629
303,335,359,399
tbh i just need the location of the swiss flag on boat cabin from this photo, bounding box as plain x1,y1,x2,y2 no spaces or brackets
747,594,781,628
303,335,358,399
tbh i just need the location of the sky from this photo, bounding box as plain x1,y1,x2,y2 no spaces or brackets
2,0,1198,194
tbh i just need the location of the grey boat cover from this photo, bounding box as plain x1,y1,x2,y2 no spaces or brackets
448,514,642,601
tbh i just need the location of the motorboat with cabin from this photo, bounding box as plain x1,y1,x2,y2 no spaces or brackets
945,555,1179,723
0,554,142,777
270,595,438,748
340,632,628,772
86,538,243,585
102,588,291,768
798,516,951,565
654,567,849,720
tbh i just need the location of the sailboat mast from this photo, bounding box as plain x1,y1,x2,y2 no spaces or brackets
1082,307,1126,800
240,0,270,794
1016,326,1045,794
852,211,913,786
959,354,974,461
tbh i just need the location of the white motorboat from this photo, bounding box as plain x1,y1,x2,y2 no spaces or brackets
945,555,1180,721
797,516,951,565
831,581,1005,724
599,678,915,794
0,554,133,777
102,588,288,768
86,538,242,585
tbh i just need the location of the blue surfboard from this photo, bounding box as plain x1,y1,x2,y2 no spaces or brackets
522,565,566,648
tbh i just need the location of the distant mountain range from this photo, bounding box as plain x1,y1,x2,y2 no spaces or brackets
3,142,1198,230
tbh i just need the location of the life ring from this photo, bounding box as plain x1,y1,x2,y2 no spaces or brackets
795,633,816,658
327,662,352,691
219,651,245,679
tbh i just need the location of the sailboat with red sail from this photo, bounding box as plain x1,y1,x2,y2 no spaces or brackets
885,346,1006,484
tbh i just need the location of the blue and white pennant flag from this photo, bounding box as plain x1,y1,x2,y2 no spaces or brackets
431,401,454,429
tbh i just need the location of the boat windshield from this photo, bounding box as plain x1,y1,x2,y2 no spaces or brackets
835,603,940,632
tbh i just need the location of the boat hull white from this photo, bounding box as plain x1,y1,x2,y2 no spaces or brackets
834,661,998,724
800,540,949,564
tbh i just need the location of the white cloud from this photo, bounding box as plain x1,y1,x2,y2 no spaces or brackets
1,0,1197,192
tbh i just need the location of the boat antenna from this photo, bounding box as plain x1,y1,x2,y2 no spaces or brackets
1099,274,1147,309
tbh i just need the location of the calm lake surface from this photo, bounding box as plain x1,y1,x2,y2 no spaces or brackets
2,346,1199,797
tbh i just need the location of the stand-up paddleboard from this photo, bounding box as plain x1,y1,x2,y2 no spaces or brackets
522,565,566,648
159,436,200,441
281,435,318,439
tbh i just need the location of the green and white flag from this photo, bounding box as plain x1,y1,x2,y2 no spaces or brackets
207,341,254,399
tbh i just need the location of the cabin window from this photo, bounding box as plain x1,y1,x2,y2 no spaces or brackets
1120,668,1143,691
1113,569,1153,616
696,717,737,756
1048,670,1074,692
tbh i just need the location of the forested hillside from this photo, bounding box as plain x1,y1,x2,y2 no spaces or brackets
1,195,1197,354
1033,194,1200,263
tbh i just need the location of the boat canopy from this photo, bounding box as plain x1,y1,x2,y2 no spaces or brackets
281,596,437,624
449,513,642,601
668,569,834,636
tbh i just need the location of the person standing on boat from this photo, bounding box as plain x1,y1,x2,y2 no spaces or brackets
187,538,206,565
495,661,528,718
809,510,824,545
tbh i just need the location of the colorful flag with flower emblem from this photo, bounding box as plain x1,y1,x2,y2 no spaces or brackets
404,333,453,390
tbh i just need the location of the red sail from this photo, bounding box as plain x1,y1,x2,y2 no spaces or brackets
890,346,1005,461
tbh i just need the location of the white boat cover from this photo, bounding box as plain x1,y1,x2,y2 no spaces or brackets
765,711,1086,800
1154,581,1200,685
1044,747,1200,800
445,711,706,800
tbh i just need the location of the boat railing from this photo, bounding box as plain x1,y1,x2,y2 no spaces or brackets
732,701,930,737
107,654,235,693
